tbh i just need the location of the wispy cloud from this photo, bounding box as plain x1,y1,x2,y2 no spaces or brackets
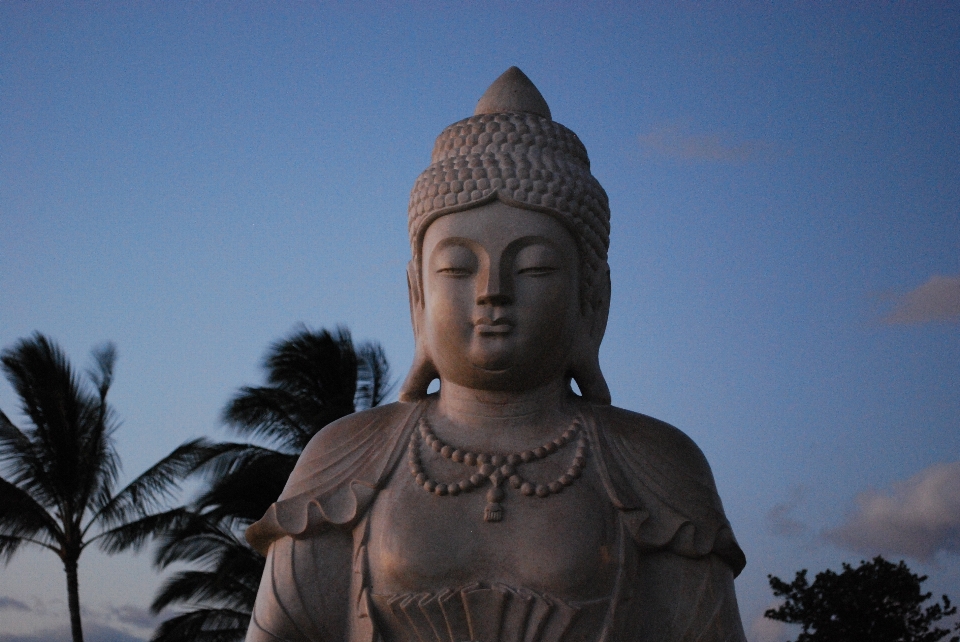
638,124,775,163
109,605,159,630
0,601,157,642
0,622,146,642
882,274,960,325
824,461,960,562
0,597,30,612
766,487,808,538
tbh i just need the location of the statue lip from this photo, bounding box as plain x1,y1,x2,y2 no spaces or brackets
474,317,514,335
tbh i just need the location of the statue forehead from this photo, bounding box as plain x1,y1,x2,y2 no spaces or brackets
422,202,580,254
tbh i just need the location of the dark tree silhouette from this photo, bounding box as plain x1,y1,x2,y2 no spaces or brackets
0,334,210,642
150,325,390,642
765,556,960,642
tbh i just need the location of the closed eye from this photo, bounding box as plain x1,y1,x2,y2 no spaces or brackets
513,242,562,277
431,242,478,277
437,266,473,277
517,266,558,276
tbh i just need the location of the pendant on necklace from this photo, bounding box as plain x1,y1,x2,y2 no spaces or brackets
484,485,505,522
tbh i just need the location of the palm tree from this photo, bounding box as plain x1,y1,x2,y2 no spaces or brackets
0,333,211,642
150,325,390,642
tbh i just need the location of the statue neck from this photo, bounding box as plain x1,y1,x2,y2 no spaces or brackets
433,379,575,441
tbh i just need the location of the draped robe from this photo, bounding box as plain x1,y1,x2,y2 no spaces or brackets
244,400,748,642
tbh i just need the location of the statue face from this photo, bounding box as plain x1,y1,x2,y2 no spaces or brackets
421,201,582,392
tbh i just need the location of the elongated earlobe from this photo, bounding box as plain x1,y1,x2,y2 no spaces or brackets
570,353,611,405
399,344,438,402
399,261,438,402
569,268,611,404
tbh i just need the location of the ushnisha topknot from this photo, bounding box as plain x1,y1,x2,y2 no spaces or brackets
408,67,611,311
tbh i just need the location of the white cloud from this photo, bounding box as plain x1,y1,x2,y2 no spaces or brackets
882,274,960,324
825,461,960,562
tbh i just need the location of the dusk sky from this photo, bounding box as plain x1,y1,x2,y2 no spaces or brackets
1,4,958,642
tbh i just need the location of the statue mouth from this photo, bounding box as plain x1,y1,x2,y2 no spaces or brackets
474,317,513,335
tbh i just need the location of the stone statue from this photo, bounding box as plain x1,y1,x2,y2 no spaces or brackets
244,67,748,642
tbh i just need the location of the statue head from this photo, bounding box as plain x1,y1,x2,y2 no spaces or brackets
400,67,612,404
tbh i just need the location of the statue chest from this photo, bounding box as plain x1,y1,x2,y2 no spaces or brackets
365,448,619,601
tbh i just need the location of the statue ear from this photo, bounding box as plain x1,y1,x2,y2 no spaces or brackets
399,261,438,402
569,268,611,404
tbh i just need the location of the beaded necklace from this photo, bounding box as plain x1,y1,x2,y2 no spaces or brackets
408,417,588,522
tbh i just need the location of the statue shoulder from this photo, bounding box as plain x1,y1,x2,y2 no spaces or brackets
593,404,716,493
289,402,419,484
280,401,421,501
591,403,746,576
246,401,422,555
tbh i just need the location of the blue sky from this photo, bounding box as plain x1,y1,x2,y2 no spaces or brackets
1,4,958,641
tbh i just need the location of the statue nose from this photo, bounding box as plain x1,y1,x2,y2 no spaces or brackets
476,291,512,307
476,263,513,307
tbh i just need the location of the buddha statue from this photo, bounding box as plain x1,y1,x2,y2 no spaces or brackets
244,67,747,642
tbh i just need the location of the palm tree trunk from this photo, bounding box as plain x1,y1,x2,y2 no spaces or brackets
64,557,84,642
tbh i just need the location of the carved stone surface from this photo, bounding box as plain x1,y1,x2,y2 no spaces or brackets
244,67,748,642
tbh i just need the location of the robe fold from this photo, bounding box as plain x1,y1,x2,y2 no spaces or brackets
245,400,747,642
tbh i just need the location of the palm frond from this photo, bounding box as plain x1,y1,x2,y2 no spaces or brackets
90,438,230,532
152,515,240,569
0,334,83,439
151,608,250,642
190,450,295,526
151,561,260,614
0,334,119,524
263,325,356,401
86,342,116,403
80,342,120,518
0,534,25,561
76,400,120,530
0,410,60,509
0,476,63,557
189,443,284,482
220,387,313,451
0,534,59,562
0,408,19,433
220,326,390,450
91,508,191,554
152,511,262,581
355,341,392,409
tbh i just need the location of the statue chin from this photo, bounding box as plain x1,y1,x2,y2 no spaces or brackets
243,66,748,642
454,351,570,394
468,343,516,372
